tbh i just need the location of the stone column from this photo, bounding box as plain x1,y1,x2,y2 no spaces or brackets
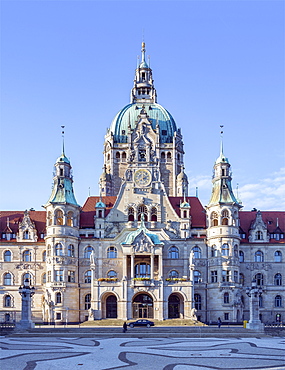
150,254,154,280
131,254,134,279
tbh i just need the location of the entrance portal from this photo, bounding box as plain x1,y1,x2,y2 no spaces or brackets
106,295,117,318
168,294,181,319
133,294,153,319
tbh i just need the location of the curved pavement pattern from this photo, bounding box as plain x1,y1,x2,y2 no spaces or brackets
0,336,284,370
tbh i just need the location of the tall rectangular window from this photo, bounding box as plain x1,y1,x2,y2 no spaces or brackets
211,271,218,283
55,269,63,282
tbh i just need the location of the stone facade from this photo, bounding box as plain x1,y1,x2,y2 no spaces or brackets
0,43,284,324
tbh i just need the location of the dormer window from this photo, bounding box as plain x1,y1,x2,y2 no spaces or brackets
255,231,263,240
23,230,30,240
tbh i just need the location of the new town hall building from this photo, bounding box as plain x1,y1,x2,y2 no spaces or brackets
1,44,284,324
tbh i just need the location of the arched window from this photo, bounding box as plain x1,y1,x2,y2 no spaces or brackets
84,270,92,283
55,209,64,225
255,250,264,262
4,295,12,307
42,273,46,284
67,211,73,227
192,246,201,258
194,270,201,284
128,207,134,221
42,251,46,261
224,292,230,304
107,153,110,161
275,295,282,307
255,231,263,240
84,246,94,259
222,243,229,256
239,273,244,285
274,250,282,262
239,250,244,262
23,250,32,262
68,244,75,257
47,245,51,257
85,294,91,310
115,151,120,159
274,273,282,286
4,272,12,285
167,152,172,161
55,292,62,304
138,205,148,221
255,273,264,286
4,250,11,262
107,270,117,278
107,246,117,258
234,245,238,257
23,272,31,285
23,230,30,239
55,243,63,256
168,270,179,279
194,294,201,310
211,212,218,226
151,207,157,221
211,245,218,257
161,152,165,161
259,295,263,307
122,152,126,162
135,263,150,278
168,246,179,259
221,210,229,225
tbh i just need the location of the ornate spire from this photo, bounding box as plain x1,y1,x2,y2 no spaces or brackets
208,131,240,207
131,42,157,104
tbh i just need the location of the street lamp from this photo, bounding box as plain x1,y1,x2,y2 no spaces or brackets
245,279,264,331
17,278,35,330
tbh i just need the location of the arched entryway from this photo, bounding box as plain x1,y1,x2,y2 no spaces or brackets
168,294,184,319
106,295,117,318
133,293,153,319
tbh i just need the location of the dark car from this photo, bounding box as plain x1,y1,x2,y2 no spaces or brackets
128,319,154,328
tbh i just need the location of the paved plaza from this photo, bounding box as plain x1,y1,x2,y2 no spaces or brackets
0,335,284,370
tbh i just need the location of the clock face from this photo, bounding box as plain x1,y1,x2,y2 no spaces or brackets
134,169,151,187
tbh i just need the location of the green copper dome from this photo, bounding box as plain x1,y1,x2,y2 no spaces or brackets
110,103,177,143
56,154,70,164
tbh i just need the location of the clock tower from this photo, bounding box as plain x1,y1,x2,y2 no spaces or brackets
100,43,187,197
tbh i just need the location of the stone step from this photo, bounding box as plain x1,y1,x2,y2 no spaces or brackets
8,326,266,338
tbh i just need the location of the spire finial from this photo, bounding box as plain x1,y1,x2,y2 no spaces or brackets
141,41,146,64
61,126,65,155
220,125,224,156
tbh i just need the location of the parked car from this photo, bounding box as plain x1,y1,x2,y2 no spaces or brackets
128,319,155,328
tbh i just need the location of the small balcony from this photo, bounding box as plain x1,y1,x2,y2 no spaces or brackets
132,278,153,287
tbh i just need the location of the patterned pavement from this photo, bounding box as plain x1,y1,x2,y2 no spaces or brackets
0,336,284,370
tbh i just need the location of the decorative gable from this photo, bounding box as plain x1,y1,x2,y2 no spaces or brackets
248,211,269,243
17,210,38,242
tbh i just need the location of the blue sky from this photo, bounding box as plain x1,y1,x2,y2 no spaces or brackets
1,0,284,211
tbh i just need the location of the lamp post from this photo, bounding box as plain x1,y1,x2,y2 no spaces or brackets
245,279,264,331
17,278,35,330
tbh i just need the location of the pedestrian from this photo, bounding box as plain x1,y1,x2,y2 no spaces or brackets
123,322,127,333
217,317,222,328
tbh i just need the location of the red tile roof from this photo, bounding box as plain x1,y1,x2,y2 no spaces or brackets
168,197,206,228
80,196,117,228
239,210,285,243
0,210,46,240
